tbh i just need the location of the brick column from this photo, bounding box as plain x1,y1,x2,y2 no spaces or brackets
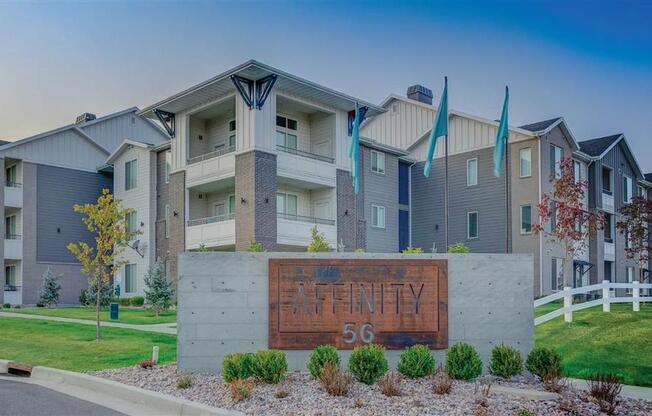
167,170,186,287
235,150,277,251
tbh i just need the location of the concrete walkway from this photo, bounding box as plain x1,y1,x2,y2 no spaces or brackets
0,311,176,335
568,378,652,401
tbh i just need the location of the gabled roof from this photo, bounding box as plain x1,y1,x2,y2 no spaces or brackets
519,117,563,133
105,139,156,165
645,173,652,183
139,60,385,119
360,137,408,157
518,117,580,151
578,134,622,157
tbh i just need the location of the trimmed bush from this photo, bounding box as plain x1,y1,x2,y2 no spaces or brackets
402,246,423,254
348,344,388,385
525,347,562,379
222,352,255,382
3,303,11,309
129,296,145,307
119,297,131,306
397,344,436,378
307,345,340,378
252,350,288,384
446,343,482,380
489,344,523,379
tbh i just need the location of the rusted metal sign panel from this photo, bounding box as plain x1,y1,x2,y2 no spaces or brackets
269,259,447,350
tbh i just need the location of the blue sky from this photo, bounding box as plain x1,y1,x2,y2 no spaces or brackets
1,0,650,171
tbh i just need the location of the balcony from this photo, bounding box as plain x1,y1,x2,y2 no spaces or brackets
3,285,22,306
276,147,336,187
186,146,236,188
4,236,22,260
4,183,22,208
186,214,235,250
602,192,614,213
604,241,615,262
277,213,336,248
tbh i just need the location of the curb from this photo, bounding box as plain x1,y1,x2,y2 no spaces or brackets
1,362,242,416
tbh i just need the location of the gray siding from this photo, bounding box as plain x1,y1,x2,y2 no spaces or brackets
336,169,358,251
0,158,4,303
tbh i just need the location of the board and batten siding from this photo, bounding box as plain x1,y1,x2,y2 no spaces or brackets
80,113,168,154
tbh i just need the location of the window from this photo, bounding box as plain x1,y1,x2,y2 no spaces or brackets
5,165,17,187
228,195,236,214
519,148,531,178
125,211,138,235
625,231,631,249
276,116,298,150
627,267,635,284
5,265,15,287
125,159,138,190
228,119,236,148
550,144,563,178
604,213,613,242
602,167,612,193
520,205,532,234
371,150,385,174
277,193,298,217
371,205,386,228
124,264,136,293
604,261,613,282
638,185,646,197
573,160,581,183
164,151,171,184
165,205,170,238
213,203,226,217
467,212,478,239
466,158,478,186
623,175,633,203
552,258,564,291
5,215,16,239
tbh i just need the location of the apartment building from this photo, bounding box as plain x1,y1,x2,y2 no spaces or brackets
0,109,168,306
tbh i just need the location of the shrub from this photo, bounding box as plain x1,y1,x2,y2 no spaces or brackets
319,362,352,396
542,367,567,393
229,378,254,402
129,296,145,307
274,388,289,399
525,347,562,379
176,375,192,389
2,303,10,309
489,344,523,379
144,261,174,316
473,379,492,415
139,359,155,369
517,409,534,416
397,344,435,378
402,246,423,254
84,282,113,307
378,372,402,396
119,297,131,306
447,242,470,253
348,344,388,385
432,366,453,394
354,248,365,253
36,302,45,308
252,350,288,384
38,268,61,307
247,241,264,252
446,343,482,380
588,373,622,415
307,345,340,378
306,226,332,252
12,305,21,309
222,352,255,382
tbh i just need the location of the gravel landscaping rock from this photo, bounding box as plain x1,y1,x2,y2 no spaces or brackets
90,365,652,416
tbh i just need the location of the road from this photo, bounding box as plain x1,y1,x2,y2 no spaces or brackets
0,378,124,416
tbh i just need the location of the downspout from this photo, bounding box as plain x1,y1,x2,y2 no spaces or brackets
538,136,543,297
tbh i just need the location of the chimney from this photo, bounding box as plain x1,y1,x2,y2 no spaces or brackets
75,112,96,124
406,85,433,105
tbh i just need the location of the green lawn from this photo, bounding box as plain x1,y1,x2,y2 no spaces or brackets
0,318,176,371
535,303,652,386
6,307,176,325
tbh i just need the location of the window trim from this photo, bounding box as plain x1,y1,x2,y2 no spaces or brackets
466,158,478,186
623,175,633,203
550,144,562,179
276,192,298,216
573,160,581,183
228,119,236,148
519,148,532,178
125,210,138,237
520,204,532,235
124,263,137,294
371,204,386,229
467,211,478,240
125,158,138,191
370,150,386,175
228,194,236,214
602,166,613,194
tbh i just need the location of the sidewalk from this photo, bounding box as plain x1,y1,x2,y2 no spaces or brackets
568,378,652,401
0,311,177,335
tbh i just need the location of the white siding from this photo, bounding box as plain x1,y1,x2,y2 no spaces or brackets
81,113,168,153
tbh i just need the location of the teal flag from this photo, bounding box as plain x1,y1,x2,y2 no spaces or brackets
350,102,361,193
423,77,448,177
493,86,510,177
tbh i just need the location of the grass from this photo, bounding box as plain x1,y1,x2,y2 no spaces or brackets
5,306,176,325
0,317,176,372
535,303,652,386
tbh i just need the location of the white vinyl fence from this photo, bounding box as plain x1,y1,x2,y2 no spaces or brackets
534,280,652,326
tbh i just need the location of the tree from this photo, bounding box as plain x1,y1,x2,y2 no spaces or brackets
67,189,139,340
534,157,604,289
307,226,332,252
143,261,174,316
616,195,652,284
83,282,113,307
38,268,61,307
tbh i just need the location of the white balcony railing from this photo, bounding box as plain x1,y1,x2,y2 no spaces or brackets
277,214,336,247
186,215,235,249
3,286,22,306
604,241,615,262
602,192,614,213
4,184,22,208
186,148,236,188
4,237,22,260
276,145,334,164
276,150,337,187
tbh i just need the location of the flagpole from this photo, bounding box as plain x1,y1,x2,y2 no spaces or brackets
504,86,510,253
445,132,449,251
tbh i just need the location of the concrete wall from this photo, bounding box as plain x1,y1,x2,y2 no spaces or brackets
177,252,533,373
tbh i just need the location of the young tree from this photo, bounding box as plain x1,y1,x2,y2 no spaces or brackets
307,225,332,252
616,195,652,284
143,261,174,316
534,157,605,289
67,189,139,340
38,268,61,307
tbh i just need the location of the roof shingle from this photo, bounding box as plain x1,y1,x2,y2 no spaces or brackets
578,134,622,157
518,117,562,133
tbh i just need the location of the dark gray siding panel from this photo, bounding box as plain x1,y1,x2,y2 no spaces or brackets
36,165,112,263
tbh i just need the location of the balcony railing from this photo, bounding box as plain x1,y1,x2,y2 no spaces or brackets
188,145,236,165
5,181,21,188
277,212,335,226
3,284,20,292
187,213,235,227
5,234,21,240
276,145,334,164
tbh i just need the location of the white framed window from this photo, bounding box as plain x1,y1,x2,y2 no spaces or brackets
602,167,613,193
550,144,562,178
165,151,171,184
5,164,17,187
165,205,170,238
638,185,645,197
228,195,236,214
623,175,633,203
371,150,385,174
5,265,16,287
276,115,298,150
552,257,564,291
466,158,478,186
228,119,236,148
467,211,478,239
213,203,226,217
519,148,531,178
125,264,137,293
371,205,386,229
125,159,138,190
125,211,138,235
5,215,17,239
573,160,581,183
520,205,532,235
277,193,298,217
